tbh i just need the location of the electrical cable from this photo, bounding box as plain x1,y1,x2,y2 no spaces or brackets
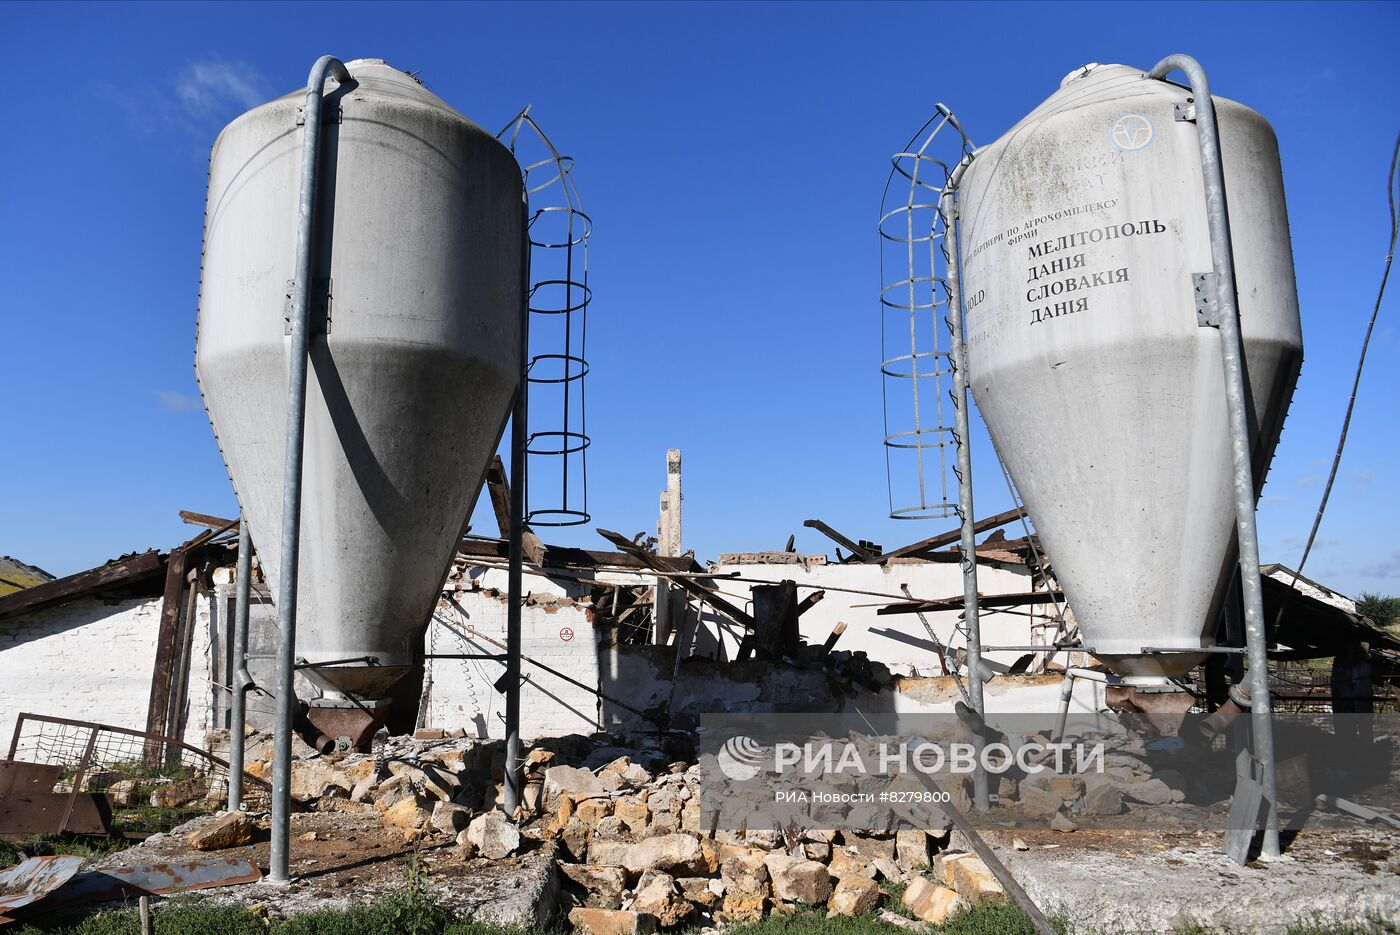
1276,130,1399,626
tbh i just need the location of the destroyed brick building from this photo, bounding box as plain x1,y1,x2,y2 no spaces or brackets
4,41,1400,935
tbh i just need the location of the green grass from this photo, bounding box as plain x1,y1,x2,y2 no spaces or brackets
0,834,130,866
6,869,1395,935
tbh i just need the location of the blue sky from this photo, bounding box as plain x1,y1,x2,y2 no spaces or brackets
1,1,1397,598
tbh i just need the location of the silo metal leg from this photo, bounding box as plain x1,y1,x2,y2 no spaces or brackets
229,519,252,813
1147,53,1280,860
941,157,989,812
268,54,351,886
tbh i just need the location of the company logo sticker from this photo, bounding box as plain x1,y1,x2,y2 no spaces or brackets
1110,113,1154,151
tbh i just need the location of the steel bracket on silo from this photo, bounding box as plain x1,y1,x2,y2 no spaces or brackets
296,105,343,126
284,279,332,334
1174,101,1197,123
1194,272,1220,327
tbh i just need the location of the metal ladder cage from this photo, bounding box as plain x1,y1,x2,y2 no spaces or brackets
498,108,592,526
879,105,975,520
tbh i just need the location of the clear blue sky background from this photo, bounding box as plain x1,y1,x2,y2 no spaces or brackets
2,1,1396,598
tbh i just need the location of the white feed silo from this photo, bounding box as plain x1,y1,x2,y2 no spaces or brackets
196,59,524,728
956,63,1303,679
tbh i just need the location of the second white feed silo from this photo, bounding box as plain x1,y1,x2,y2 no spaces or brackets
957,64,1303,679
195,60,523,722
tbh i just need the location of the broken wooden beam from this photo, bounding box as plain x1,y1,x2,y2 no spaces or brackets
597,528,757,632
796,590,826,616
485,456,512,539
179,510,239,531
822,621,848,652
874,506,1027,562
878,589,1064,615
0,551,165,622
802,519,876,561
482,455,546,564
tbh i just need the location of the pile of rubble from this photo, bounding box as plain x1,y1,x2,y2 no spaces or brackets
221,730,1023,932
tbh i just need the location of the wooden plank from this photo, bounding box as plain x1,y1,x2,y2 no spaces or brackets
485,456,512,538
144,549,189,755
876,506,1027,562
877,589,1064,616
796,590,826,616
456,538,693,574
802,519,875,561
179,510,238,531
0,551,164,622
597,528,756,632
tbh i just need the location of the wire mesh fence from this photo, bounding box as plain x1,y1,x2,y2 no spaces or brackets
6,713,269,835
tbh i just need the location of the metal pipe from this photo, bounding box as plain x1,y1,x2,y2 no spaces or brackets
1147,53,1280,859
269,54,350,886
1052,673,1075,745
228,519,252,812
501,188,531,817
939,155,988,811
1140,645,1247,655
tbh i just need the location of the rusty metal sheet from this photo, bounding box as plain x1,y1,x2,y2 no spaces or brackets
0,856,85,917
0,792,110,839
41,856,261,910
0,761,63,795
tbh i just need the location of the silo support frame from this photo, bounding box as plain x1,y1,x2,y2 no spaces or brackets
940,156,989,813
1146,53,1281,860
268,54,352,887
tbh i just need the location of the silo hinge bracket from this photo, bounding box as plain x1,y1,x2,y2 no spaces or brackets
285,278,333,335
1194,271,1219,327
296,105,343,127
1175,101,1197,123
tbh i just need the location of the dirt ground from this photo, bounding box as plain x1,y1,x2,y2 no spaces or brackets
91,809,558,927
71,801,1400,934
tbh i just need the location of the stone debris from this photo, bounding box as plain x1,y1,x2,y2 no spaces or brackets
464,811,522,860
432,800,473,836
568,907,660,935
719,852,769,921
938,853,1005,905
263,725,1208,929
1081,781,1123,816
185,811,253,851
630,870,693,927
895,828,931,870
763,853,832,904
903,877,968,924
827,875,880,916
624,833,710,876
561,864,629,909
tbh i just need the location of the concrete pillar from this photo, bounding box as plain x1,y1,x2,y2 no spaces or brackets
658,448,682,557
654,449,683,645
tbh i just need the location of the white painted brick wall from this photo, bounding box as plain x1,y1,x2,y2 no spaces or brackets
423,564,625,740
697,559,1056,675
0,594,213,750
